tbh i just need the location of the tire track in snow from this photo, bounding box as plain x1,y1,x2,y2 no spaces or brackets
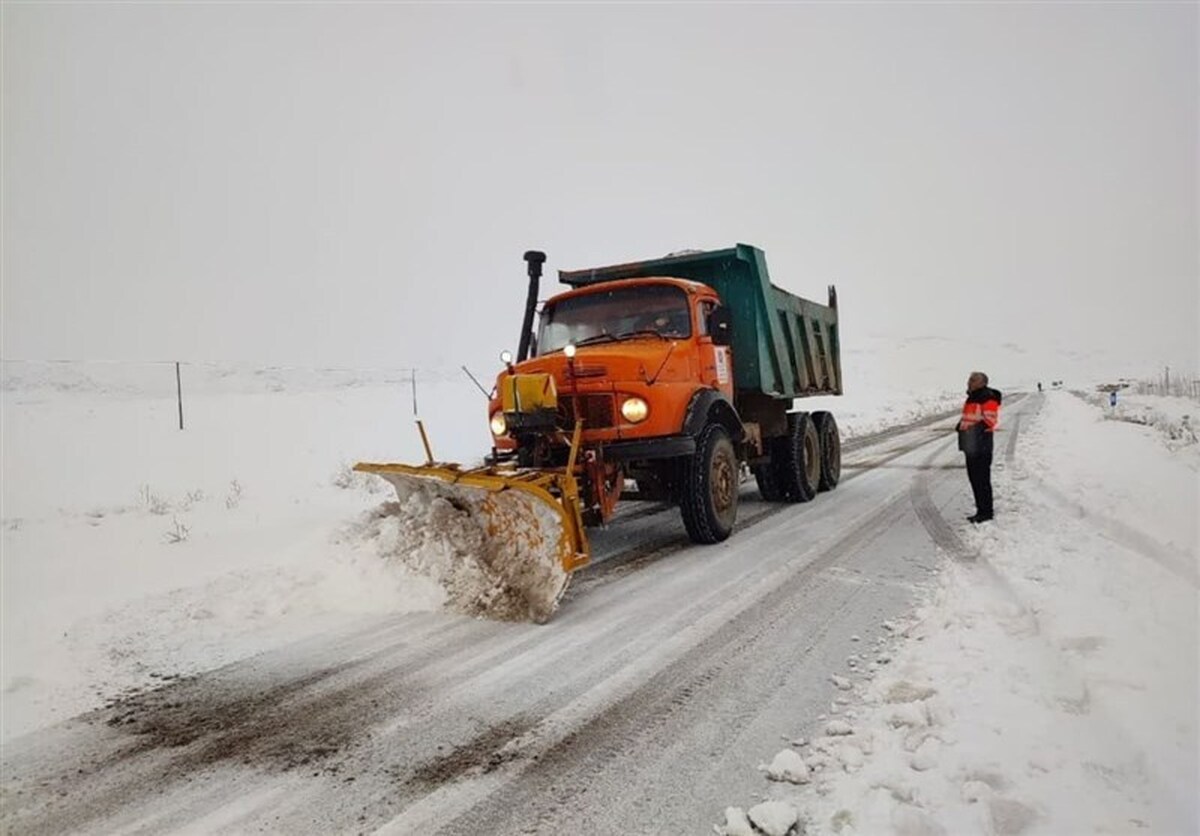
422,492,919,836
1024,468,1198,589
580,414,965,586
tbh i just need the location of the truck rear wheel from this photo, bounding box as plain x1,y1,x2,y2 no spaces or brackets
812,411,841,491
778,411,820,502
753,453,786,502
680,423,738,543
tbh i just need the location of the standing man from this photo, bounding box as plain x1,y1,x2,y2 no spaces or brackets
957,371,1002,523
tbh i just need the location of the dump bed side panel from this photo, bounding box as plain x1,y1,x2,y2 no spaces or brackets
559,244,841,399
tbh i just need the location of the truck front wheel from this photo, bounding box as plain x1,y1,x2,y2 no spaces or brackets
680,423,738,544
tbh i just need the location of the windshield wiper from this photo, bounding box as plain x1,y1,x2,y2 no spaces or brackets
572,333,620,348
614,329,670,341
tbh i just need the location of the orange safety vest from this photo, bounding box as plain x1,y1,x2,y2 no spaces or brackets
960,393,1000,433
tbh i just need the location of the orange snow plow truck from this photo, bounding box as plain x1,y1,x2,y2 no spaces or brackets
356,245,842,621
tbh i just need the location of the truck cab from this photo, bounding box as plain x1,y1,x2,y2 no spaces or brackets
490,278,731,448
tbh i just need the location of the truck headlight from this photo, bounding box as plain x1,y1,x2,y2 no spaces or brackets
621,397,649,423
490,412,508,436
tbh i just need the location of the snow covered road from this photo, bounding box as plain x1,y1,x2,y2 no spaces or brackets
1,398,1031,835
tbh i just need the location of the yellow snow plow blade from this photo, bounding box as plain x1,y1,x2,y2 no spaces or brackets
351,459,590,623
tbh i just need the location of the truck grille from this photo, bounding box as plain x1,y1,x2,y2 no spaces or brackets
558,394,615,429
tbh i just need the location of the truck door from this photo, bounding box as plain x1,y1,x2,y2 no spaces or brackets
697,300,734,401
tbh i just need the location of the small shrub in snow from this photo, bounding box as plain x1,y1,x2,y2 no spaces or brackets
180,489,205,510
137,484,171,515
225,479,243,509
164,517,190,544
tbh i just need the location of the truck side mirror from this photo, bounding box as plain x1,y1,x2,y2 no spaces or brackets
708,307,732,346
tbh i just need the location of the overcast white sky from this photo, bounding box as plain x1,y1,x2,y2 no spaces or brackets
3,2,1197,374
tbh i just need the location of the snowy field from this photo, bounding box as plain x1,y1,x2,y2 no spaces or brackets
1,362,486,743
719,390,1199,835
3,348,1191,786
1,349,977,744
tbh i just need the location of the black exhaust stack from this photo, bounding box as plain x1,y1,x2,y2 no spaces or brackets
518,250,546,362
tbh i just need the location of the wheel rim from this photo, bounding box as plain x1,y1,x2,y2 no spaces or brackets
712,448,736,514
805,432,820,485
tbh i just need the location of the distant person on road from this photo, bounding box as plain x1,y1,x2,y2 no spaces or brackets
957,371,1002,523
1037,382,1043,392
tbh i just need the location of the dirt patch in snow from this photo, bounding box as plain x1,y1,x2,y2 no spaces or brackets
403,716,536,788
91,657,416,776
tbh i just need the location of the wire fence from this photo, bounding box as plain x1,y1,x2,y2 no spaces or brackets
1,358,496,430
1128,370,1200,400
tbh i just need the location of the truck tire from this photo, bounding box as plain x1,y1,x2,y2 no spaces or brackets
753,455,786,502
812,411,841,491
778,411,820,502
680,423,738,543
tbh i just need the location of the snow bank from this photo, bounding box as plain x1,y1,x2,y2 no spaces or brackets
1,365,486,742
1108,393,1198,454
721,391,1199,834
1031,392,1198,556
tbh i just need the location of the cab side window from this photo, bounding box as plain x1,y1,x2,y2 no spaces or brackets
697,301,716,336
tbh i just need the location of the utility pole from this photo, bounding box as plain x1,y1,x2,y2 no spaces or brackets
176,362,184,430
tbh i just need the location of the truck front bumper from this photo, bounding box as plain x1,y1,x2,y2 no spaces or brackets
601,435,696,462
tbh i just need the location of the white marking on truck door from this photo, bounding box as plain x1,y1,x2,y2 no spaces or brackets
715,347,729,385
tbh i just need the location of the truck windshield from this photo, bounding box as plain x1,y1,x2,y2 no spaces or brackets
536,284,692,355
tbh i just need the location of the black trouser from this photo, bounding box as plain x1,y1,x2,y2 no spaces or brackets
965,451,993,517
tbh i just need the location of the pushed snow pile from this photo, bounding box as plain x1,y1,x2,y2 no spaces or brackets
719,807,756,836
764,749,811,784
353,472,570,623
719,802,799,836
748,801,800,836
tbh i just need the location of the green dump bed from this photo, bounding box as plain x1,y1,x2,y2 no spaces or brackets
559,244,842,400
